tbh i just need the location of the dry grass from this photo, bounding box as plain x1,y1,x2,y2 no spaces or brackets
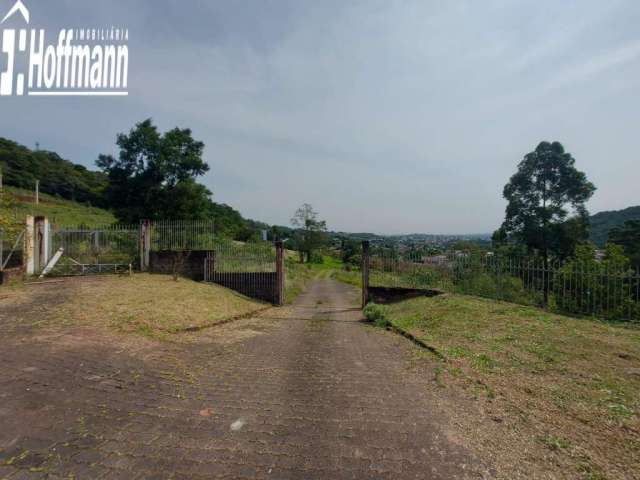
385,294,640,480
53,274,267,339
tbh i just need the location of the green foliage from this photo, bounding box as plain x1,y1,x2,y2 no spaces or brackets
609,220,640,267
97,119,210,223
340,238,362,266
363,303,389,328
554,243,638,321
0,138,108,206
291,203,328,263
0,191,22,241
500,141,596,259
590,206,640,247
2,186,116,225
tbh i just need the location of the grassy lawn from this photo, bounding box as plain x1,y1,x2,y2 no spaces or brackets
54,274,267,339
383,294,640,480
3,186,116,225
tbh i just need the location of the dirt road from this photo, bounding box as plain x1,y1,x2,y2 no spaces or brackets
0,279,484,479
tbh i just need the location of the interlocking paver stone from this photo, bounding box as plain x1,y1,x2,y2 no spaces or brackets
0,278,485,479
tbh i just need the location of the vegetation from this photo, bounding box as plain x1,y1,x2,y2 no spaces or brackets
290,203,328,263
363,303,389,328
97,119,210,223
0,138,108,206
0,132,291,241
590,206,640,247
53,274,266,339
497,141,596,262
609,220,640,267
1,186,116,226
382,294,640,480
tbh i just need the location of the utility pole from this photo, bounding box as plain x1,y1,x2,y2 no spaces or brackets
35,180,39,204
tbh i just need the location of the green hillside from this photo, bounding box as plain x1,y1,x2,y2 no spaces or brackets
1,186,116,225
590,206,640,247
0,138,108,207
0,137,265,236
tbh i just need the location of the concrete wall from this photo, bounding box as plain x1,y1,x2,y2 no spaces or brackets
149,250,208,280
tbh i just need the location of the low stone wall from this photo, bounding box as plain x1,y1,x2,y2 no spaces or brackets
208,272,278,304
0,267,24,285
149,250,208,280
368,286,443,304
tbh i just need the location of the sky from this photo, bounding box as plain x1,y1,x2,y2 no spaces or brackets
0,0,639,234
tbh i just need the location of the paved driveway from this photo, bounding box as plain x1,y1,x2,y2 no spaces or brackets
0,279,483,479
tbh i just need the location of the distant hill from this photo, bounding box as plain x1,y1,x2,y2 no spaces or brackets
0,137,284,239
590,206,640,247
0,138,108,207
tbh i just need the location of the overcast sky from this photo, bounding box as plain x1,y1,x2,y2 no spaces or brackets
1,0,639,234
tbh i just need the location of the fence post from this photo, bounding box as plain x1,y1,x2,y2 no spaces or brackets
362,241,370,308
139,220,151,272
275,240,284,306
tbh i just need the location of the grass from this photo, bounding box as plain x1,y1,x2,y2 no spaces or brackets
53,274,267,339
383,294,640,479
2,186,116,225
284,255,359,303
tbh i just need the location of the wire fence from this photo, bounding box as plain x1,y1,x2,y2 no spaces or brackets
369,250,640,322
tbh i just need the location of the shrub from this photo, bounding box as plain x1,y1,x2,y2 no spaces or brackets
363,303,389,328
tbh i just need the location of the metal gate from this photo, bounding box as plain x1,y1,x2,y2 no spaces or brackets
47,224,139,276
204,241,284,305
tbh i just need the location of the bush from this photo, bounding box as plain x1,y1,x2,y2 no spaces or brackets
363,303,389,328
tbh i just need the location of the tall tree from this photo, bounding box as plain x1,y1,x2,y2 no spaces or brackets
291,203,327,263
499,141,595,258
96,119,210,223
498,141,596,302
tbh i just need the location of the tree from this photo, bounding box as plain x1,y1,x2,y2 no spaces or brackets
498,141,596,303
340,238,362,267
499,141,595,257
96,119,210,223
291,203,327,263
609,220,640,267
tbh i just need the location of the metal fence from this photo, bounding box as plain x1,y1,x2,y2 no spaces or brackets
46,220,216,276
368,250,640,322
48,223,139,276
148,220,216,251
204,241,283,304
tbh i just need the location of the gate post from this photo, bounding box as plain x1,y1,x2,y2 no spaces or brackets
24,216,35,276
275,240,285,306
362,241,370,308
139,220,151,272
